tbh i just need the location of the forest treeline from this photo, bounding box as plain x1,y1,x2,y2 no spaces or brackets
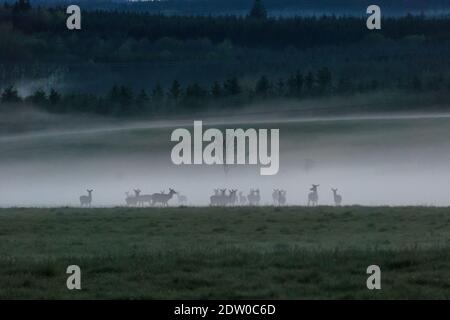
26,0,450,15
1,69,449,117
1,1,450,62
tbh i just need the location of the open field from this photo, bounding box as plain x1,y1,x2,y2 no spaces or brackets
0,206,449,299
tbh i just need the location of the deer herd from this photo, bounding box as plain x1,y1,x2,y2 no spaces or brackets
79,185,344,208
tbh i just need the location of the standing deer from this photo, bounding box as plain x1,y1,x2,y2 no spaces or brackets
332,188,342,207
135,189,154,207
152,188,177,207
308,184,319,206
248,189,261,206
239,192,247,205
210,189,236,206
125,192,138,207
227,189,238,206
79,189,93,207
278,190,287,206
210,189,224,206
272,189,280,205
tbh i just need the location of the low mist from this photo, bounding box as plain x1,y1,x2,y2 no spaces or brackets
1,111,450,207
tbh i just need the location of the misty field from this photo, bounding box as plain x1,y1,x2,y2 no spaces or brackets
3,113,450,207
0,206,449,299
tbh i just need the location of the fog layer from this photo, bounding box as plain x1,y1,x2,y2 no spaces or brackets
1,113,450,207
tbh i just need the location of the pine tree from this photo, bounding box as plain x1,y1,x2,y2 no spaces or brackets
136,89,149,104
304,72,314,93
30,89,47,105
255,75,270,97
13,0,31,13
411,76,422,92
135,89,149,113
1,86,21,103
224,77,241,96
152,83,164,101
108,85,121,102
276,78,285,97
249,0,267,20
151,83,165,113
316,67,332,94
211,81,222,98
49,89,61,105
294,71,304,95
169,80,182,100
119,86,133,110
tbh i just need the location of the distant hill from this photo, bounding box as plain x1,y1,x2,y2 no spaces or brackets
23,0,450,16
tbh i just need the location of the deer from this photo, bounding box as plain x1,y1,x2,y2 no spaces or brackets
210,189,234,206
177,193,188,205
272,189,280,205
210,189,223,206
79,189,93,207
134,189,153,207
308,184,319,206
332,188,342,207
278,190,287,206
152,188,177,207
248,189,261,206
125,192,138,207
227,189,238,206
239,191,247,205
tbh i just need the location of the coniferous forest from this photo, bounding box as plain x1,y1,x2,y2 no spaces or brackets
1,0,450,117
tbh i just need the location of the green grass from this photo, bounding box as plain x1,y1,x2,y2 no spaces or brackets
0,206,449,299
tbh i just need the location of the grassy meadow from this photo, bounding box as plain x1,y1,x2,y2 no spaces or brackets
0,206,449,299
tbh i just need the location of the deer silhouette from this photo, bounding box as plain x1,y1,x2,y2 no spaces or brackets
125,192,138,207
308,184,319,206
332,188,342,207
134,189,153,207
278,190,287,206
133,189,141,206
239,192,247,205
79,189,93,207
210,189,223,206
152,188,177,207
248,189,261,206
210,189,237,206
272,189,280,205
227,189,238,206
